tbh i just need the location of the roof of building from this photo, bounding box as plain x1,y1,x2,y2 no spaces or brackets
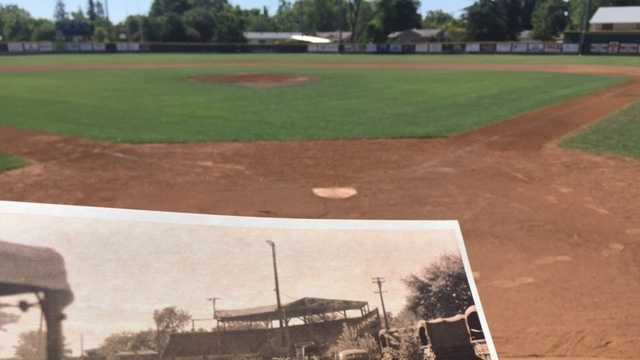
0,240,73,306
216,297,368,322
315,31,353,40
388,28,442,39
243,32,302,40
591,6,640,24
115,351,158,357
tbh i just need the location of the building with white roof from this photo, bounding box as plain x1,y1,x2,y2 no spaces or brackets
590,6,640,32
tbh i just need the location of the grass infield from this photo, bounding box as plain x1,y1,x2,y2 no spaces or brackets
0,154,26,172
564,102,640,159
0,59,624,143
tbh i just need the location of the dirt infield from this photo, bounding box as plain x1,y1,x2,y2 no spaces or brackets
1,62,640,359
190,73,315,88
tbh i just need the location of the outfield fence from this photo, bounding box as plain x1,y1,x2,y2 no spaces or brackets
2,40,640,55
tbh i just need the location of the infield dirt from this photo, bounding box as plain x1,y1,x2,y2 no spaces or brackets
1,62,639,359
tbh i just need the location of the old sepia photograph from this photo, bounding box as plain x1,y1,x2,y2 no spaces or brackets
0,202,497,360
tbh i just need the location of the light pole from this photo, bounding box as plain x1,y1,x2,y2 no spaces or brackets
579,0,593,55
266,240,288,349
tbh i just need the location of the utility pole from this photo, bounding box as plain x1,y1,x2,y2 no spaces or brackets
372,277,390,330
579,0,593,55
104,0,110,22
207,297,221,319
266,240,289,350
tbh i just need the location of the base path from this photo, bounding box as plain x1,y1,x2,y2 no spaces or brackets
1,62,640,358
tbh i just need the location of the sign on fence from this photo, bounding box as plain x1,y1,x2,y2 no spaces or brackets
38,42,53,52
563,43,580,54
479,43,497,53
415,43,429,53
466,43,480,53
528,42,545,53
591,43,608,54
93,43,107,52
8,42,24,53
544,43,562,53
65,42,80,52
512,42,528,53
389,44,402,53
366,43,377,53
79,42,94,52
619,43,639,54
429,43,443,53
497,42,512,53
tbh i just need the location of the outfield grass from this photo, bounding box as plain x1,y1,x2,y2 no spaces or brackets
0,154,26,172
564,102,640,158
0,65,623,143
2,53,640,67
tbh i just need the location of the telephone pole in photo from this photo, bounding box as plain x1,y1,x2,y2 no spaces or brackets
372,276,390,330
579,0,593,55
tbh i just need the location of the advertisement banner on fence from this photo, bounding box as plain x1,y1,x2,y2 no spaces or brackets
80,42,94,52
22,42,39,52
93,43,107,52
479,43,497,53
116,42,129,52
563,43,580,54
129,43,141,52
316,44,339,53
415,43,429,53
443,43,465,53
544,42,562,53
591,43,608,54
366,43,377,53
619,43,639,54
608,42,620,54
497,42,512,53
389,44,402,53
65,42,80,52
307,44,318,52
7,42,23,53
38,42,53,52
466,43,480,53
512,42,528,53
429,43,443,53
528,42,545,53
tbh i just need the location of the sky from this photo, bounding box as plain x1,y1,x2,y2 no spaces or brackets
0,211,463,358
3,0,474,23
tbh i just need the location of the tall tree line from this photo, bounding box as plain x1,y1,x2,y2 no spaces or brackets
2,0,640,43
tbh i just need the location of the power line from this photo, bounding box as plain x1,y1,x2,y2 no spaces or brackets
372,277,390,330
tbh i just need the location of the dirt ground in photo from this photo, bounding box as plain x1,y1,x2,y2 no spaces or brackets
1,61,640,359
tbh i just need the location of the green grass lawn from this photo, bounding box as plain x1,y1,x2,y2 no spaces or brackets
563,102,640,159
0,65,623,143
0,154,26,172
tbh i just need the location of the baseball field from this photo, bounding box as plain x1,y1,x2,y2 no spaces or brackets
1,54,640,359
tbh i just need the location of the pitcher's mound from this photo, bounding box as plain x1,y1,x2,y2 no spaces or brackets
191,74,315,88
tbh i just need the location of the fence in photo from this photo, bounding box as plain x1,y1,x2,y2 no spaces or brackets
2,40,640,55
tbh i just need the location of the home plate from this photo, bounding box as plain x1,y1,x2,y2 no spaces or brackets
312,187,358,200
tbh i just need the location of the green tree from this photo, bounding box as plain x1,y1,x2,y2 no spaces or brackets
54,0,67,22
532,0,569,40
153,306,191,354
403,254,474,319
100,331,156,360
87,0,97,21
423,10,455,28
0,5,34,41
464,0,510,40
14,331,71,360
95,0,106,19
370,0,421,39
31,19,57,41
183,7,217,41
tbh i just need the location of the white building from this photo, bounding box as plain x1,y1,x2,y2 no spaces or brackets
243,32,302,45
590,6,640,32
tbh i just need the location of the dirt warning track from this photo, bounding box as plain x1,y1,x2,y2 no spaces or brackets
1,62,640,358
